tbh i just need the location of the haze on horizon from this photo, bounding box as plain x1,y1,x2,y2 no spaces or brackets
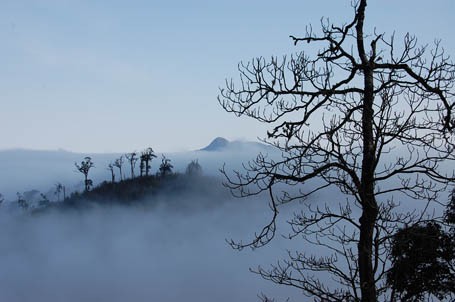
0,0,454,153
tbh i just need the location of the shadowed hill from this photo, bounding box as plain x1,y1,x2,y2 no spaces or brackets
34,173,231,213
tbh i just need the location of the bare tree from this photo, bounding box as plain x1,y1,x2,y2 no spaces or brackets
75,157,94,192
218,0,455,301
140,147,157,177
125,152,138,179
113,156,124,181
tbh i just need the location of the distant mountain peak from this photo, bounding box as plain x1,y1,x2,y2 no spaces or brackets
200,137,230,151
199,137,275,153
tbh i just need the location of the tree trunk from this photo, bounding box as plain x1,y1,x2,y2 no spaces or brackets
356,1,378,300
358,195,378,302
359,67,378,301
358,59,379,301
84,174,89,192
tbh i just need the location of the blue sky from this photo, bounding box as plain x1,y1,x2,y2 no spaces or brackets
0,0,454,152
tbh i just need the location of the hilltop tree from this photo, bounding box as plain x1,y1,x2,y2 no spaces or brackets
139,159,144,177
107,163,115,183
125,152,138,179
159,155,173,177
75,157,94,192
218,0,455,301
54,183,66,202
113,156,124,181
140,147,157,177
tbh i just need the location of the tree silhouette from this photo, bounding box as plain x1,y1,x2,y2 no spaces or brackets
125,152,138,179
186,159,202,176
139,159,144,177
387,221,454,301
386,191,455,301
218,0,455,300
107,163,115,183
159,155,173,177
140,148,157,177
113,156,124,181
75,157,94,192
54,183,66,202
0,193,4,205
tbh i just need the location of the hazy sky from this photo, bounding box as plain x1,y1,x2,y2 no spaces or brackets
0,0,454,153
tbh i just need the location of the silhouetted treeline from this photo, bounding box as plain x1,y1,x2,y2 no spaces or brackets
0,144,219,213
1,153,228,213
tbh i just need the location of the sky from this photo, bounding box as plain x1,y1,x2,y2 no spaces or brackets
0,0,454,153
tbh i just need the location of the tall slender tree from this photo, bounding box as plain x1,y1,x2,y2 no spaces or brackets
139,159,145,177
113,156,124,181
75,157,94,192
107,163,115,183
140,147,157,177
54,183,66,202
125,152,138,179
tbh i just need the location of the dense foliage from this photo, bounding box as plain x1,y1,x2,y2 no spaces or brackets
387,222,454,301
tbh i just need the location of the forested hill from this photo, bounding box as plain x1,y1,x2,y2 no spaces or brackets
32,173,231,213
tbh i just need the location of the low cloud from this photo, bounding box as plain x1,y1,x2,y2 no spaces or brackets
0,177,301,302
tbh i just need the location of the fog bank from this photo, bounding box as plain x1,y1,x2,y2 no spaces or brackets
0,190,302,302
